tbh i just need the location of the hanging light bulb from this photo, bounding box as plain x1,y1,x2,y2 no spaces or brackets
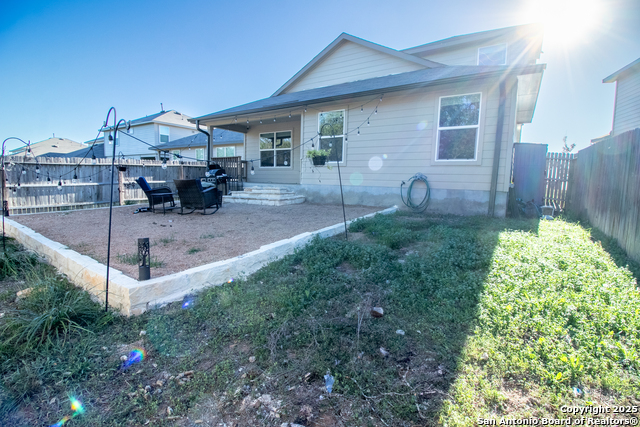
311,140,314,148
304,106,307,112
380,95,383,102
21,167,26,175
12,187,16,193
58,178,63,191
35,166,40,174
36,174,40,181
361,106,363,112
72,172,78,184
91,153,97,164
260,118,262,124
284,160,288,166
374,108,377,114
367,118,370,126
345,136,348,142
17,180,20,188
234,116,237,123
357,128,360,135
273,117,276,122
162,159,167,170
289,112,291,118
47,173,51,182
246,119,249,124
250,162,255,175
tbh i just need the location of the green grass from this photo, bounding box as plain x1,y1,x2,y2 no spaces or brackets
186,247,202,255
1,214,639,426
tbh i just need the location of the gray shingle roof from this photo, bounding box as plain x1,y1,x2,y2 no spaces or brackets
192,64,545,122
150,129,243,151
45,143,105,158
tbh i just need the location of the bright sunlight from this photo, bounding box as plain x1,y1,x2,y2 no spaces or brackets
525,0,601,46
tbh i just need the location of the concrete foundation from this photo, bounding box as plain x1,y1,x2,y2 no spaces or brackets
3,206,397,316
244,183,507,217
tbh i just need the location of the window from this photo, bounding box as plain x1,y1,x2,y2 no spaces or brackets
318,110,344,162
195,148,205,160
259,131,291,167
159,126,170,143
171,150,180,160
107,132,119,146
216,146,236,157
478,44,507,66
436,93,481,161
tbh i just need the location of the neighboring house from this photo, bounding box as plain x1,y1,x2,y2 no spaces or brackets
602,58,640,137
9,137,86,157
103,110,200,160
191,24,545,216
151,129,244,161
46,139,106,159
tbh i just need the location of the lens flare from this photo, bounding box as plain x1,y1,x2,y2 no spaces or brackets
227,278,234,283
368,156,383,171
382,154,388,159
182,294,195,309
349,172,364,186
50,415,71,427
123,348,146,369
70,397,84,414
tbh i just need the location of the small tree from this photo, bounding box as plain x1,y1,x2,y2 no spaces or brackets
562,136,576,153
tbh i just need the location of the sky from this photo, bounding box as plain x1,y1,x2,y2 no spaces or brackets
1,0,638,153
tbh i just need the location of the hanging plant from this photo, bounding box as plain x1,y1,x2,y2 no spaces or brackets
306,149,330,166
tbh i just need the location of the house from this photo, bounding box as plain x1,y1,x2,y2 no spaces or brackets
103,110,200,160
602,58,640,137
150,128,244,162
191,24,545,216
9,137,86,157
46,139,106,159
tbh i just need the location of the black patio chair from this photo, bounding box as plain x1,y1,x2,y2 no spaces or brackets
135,177,176,213
174,179,222,215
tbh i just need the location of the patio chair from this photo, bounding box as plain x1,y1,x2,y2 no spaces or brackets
135,177,176,214
174,179,222,215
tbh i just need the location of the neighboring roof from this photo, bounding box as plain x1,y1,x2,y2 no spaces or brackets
271,33,445,97
192,64,545,124
104,110,194,130
46,142,105,159
149,129,244,151
9,137,86,156
402,23,543,56
603,58,640,83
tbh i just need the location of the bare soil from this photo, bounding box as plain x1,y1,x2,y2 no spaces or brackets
11,202,384,279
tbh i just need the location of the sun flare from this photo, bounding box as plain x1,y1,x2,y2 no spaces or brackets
525,0,601,46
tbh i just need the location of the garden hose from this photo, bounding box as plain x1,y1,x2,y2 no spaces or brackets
400,173,430,212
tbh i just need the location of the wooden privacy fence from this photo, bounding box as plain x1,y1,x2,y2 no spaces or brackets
567,128,640,263
0,156,246,215
544,152,577,210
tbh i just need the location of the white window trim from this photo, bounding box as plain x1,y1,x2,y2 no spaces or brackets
215,146,236,157
318,109,346,164
195,148,205,161
259,130,293,168
435,92,482,162
477,43,507,66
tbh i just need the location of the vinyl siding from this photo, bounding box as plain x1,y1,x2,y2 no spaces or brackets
420,36,539,66
165,143,244,161
283,41,425,94
298,77,517,193
245,118,301,184
612,71,640,135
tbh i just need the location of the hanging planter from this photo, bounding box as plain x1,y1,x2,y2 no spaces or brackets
306,149,330,166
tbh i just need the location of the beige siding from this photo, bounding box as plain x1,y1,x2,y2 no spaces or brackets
420,36,539,66
299,78,517,193
245,118,301,184
613,71,640,135
284,41,424,94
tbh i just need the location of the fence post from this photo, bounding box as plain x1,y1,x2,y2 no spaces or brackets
118,169,125,205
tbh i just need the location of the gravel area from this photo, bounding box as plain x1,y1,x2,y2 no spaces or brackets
11,203,386,279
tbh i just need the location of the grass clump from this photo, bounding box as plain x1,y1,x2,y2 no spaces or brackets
116,253,164,267
187,247,202,255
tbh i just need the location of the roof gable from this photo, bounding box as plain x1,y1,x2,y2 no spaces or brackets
272,33,443,96
603,57,640,83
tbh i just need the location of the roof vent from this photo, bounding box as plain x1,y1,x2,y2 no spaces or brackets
58,138,64,140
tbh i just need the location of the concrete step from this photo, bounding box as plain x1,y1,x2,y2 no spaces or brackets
243,187,292,194
223,186,305,206
224,195,306,206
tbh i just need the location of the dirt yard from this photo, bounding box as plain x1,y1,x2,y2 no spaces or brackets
11,202,385,279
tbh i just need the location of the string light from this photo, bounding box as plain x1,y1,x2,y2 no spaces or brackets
361,106,363,112
58,178,63,191
246,119,249,124
260,118,262,124
161,157,167,170
35,166,40,174
273,117,276,122
47,172,51,182
357,128,360,135
289,112,291,118
374,108,377,114
367,118,370,126
250,161,255,175
304,106,307,112
72,172,78,184
91,153,97,164
21,167,26,175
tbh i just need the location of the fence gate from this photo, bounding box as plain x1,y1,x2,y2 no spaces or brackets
512,143,548,205
544,152,576,211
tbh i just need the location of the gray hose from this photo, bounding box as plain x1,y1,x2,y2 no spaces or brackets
400,173,430,212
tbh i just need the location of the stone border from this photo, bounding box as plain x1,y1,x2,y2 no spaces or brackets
3,206,397,315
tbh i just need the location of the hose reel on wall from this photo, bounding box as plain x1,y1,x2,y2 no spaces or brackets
400,173,430,212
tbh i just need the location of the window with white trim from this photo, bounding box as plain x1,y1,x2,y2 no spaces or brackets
318,110,344,162
195,148,205,160
159,125,170,143
171,150,180,160
436,93,481,161
259,131,291,167
478,44,507,65
215,146,236,157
